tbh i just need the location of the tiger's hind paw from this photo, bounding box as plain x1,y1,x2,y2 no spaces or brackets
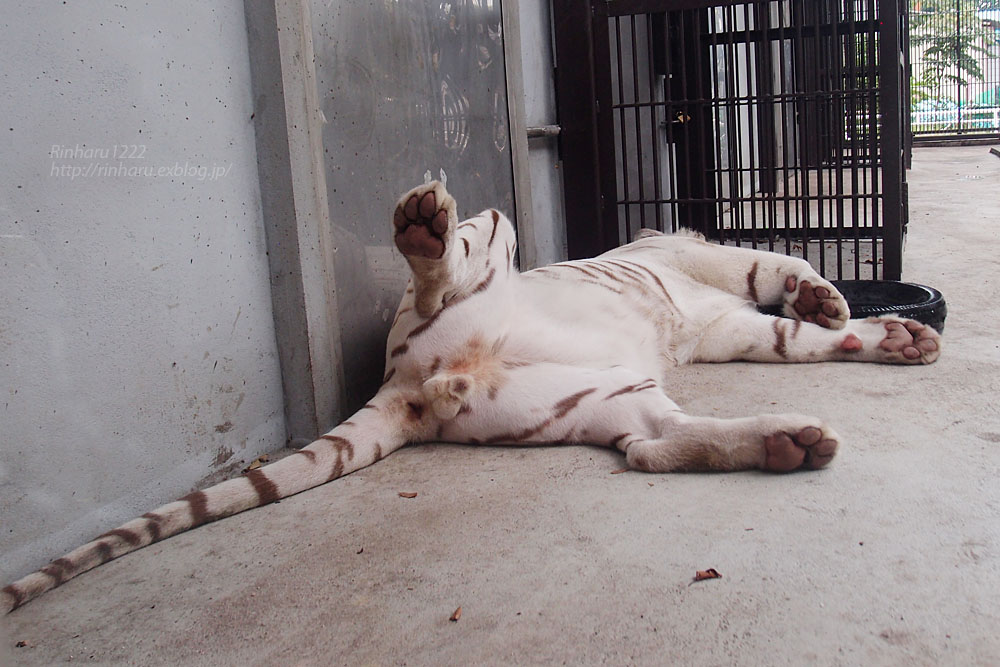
763,425,839,472
393,182,457,260
784,276,850,329
422,373,474,420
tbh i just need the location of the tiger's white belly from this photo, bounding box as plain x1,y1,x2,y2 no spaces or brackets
514,268,744,373
386,248,750,388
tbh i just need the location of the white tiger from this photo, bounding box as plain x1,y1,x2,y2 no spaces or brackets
2,181,941,613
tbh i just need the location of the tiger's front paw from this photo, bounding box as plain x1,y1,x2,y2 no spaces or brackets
783,275,849,329
874,317,941,365
393,182,457,260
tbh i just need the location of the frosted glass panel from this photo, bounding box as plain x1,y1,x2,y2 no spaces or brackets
310,0,516,409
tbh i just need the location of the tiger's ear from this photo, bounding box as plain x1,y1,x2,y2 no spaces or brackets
632,228,665,242
671,228,706,241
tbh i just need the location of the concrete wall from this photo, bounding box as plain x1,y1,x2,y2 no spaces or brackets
0,1,286,582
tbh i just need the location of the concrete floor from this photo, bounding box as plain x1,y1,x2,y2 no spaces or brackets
4,145,1000,665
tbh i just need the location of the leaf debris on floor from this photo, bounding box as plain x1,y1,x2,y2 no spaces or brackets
398,491,418,498
242,454,269,473
450,606,462,622
693,568,723,582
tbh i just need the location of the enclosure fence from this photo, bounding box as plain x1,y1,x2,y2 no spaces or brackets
554,0,909,281
910,1,1000,139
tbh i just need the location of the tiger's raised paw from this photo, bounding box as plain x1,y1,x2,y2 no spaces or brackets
784,276,849,329
874,317,941,365
763,425,839,472
393,181,457,260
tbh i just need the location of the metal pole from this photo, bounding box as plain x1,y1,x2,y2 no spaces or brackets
879,0,904,280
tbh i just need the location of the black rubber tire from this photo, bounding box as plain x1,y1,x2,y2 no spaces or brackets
831,280,947,333
759,280,947,333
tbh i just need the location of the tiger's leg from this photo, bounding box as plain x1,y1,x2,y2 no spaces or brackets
433,362,838,473
623,237,850,328
1,384,431,614
624,413,839,473
694,308,941,365
392,181,516,317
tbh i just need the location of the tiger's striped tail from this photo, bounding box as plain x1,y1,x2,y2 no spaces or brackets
2,385,426,614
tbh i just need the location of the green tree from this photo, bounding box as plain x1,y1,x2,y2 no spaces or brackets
910,0,998,106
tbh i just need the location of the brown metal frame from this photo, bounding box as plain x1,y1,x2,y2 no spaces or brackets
551,0,618,259
553,0,908,281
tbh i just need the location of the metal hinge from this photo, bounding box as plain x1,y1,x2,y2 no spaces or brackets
526,125,561,138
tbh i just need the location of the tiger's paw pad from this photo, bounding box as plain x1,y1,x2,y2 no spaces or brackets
764,426,838,472
840,333,863,352
876,318,941,364
422,373,473,420
393,182,456,260
784,276,849,329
